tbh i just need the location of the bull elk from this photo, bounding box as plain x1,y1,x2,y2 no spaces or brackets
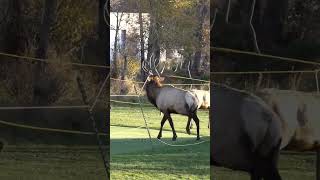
211,83,282,180
143,57,201,140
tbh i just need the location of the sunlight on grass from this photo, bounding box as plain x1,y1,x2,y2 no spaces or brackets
110,105,210,180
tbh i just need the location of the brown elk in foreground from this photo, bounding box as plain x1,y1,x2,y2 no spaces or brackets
211,83,282,180
143,58,201,140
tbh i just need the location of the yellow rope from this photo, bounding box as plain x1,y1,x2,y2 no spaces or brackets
0,105,89,110
211,47,320,66
0,52,109,69
111,78,209,85
0,119,108,136
211,70,317,74
166,75,209,83
110,100,152,106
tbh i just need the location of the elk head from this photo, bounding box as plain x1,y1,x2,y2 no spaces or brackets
142,54,165,77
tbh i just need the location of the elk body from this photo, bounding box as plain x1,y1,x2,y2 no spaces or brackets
256,89,320,151
145,75,201,140
211,83,282,180
187,89,210,132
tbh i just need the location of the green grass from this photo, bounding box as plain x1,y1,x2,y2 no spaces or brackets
0,145,107,180
212,152,316,180
111,106,317,180
0,105,315,180
110,106,210,180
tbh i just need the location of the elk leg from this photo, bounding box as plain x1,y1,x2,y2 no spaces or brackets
157,114,168,139
168,115,177,141
250,172,262,180
186,116,192,135
192,113,200,140
189,120,193,129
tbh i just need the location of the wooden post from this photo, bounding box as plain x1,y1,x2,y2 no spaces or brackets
317,149,320,180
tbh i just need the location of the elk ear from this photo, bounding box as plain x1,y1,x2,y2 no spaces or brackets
159,77,165,81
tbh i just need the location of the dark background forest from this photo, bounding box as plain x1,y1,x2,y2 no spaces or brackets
211,0,320,91
0,0,109,144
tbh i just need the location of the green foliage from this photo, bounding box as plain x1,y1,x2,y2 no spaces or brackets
127,57,140,79
52,0,98,53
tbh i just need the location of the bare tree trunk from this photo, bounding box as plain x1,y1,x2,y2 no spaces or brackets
4,0,26,54
147,0,160,65
33,0,57,105
98,0,107,40
120,30,127,94
111,12,121,78
192,0,208,75
139,1,146,80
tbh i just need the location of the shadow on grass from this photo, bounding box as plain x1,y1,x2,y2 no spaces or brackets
111,137,210,177
111,137,210,155
210,153,316,180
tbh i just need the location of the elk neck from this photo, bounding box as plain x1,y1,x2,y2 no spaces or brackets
145,81,162,108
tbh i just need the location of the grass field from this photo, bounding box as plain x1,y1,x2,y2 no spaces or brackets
111,105,317,180
0,145,107,180
212,152,316,180
0,105,315,180
110,106,210,180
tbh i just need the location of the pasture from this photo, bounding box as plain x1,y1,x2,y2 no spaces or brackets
110,105,210,179
0,145,107,180
212,152,316,179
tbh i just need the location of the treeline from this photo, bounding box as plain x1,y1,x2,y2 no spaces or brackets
212,0,320,91
110,0,210,94
0,0,109,106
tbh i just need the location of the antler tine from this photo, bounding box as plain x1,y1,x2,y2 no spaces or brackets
154,57,160,69
142,60,148,72
187,60,193,89
173,60,179,72
153,58,161,77
187,60,193,79
149,54,153,69
160,63,165,74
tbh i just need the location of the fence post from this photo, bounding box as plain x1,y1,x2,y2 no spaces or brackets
76,75,109,180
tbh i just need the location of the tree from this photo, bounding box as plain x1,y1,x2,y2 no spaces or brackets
146,0,161,67
111,9,124,78
33,0,57,105
139,0,146,80
3,0,28,54
192,0,209,75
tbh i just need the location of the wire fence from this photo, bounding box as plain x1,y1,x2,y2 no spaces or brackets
0,119,108,136
0,51,109,69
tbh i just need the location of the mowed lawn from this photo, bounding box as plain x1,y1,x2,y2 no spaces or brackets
110,106,210,180
111,106,317,180
212,152,316,180
0,145,107,180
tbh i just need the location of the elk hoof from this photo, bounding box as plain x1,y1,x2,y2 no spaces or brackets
172,135,177,141
157,134,162,139
196,137,200,141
